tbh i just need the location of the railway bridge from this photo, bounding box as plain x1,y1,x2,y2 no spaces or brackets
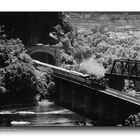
33,60,140,126
106,59,140,91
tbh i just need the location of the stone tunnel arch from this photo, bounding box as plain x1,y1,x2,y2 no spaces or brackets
27,44,61,66
30,52,55,65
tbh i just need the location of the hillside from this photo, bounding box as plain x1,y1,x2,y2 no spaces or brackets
65,12,140,33
59,12,140,75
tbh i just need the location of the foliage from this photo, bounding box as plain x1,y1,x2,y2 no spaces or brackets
0,38,25,67
4,61,37,103
59,13,74,33
56,14,140,73
0,26,54,105
124,113,140,126
34,65,55,100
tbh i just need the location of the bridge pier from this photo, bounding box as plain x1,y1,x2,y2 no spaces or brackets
55,79,73,108
71,85,77,111
71,85,85,114
58,82,64,104
84,90,90,115
134,80,140,91
109,76,125,91
55,79,92,116
52,76,140,125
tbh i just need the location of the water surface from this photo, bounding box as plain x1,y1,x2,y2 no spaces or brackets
0,100,94,127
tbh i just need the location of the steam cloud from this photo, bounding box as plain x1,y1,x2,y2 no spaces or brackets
79,58,106,78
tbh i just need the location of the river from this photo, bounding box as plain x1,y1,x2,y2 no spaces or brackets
0,100,94,127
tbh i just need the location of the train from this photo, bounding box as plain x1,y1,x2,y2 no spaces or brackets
33,60,107,90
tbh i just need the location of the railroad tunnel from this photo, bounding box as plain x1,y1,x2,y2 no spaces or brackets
30,52,55,65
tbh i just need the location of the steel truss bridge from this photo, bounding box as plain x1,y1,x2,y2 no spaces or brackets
106,59,140,80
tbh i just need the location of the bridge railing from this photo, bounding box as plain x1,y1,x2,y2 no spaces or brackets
106,59,140,79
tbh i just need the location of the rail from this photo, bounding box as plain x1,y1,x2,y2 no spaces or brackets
32,59,140,106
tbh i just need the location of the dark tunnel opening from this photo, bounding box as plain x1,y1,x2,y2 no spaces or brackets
31,52,55,65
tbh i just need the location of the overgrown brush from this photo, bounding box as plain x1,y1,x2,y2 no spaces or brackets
0,26,54,106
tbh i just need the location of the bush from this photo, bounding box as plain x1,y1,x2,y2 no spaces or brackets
124,113,140,126
47,81,55,99
4,61,38,103
0,26,54,105
34,65,54,100
0,38,25,67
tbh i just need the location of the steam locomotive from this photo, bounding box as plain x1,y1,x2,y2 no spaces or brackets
33,60,107,90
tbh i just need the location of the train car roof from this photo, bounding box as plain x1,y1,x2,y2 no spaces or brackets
33,59,89,77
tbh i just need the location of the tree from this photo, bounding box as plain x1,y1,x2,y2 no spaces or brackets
0,25,54,105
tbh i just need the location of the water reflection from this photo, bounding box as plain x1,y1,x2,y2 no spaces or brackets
0,100,94,127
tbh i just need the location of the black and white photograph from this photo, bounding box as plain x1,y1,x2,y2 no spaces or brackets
1,11,140,128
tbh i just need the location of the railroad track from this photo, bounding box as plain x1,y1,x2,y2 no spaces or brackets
33,59,140,106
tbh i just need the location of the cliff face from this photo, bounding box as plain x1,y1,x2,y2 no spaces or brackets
0,12,62,46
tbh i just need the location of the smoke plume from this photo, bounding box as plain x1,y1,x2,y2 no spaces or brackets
79,58,106,78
